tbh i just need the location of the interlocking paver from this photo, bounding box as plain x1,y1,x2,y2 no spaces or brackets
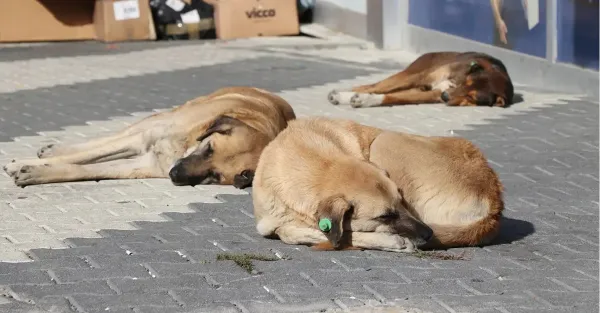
0,38,597,312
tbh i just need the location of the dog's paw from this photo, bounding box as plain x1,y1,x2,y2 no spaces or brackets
3,160,23,177
12,164,48,187
327,90,340,105
431,79,456,92
37,144,55,158
350,93,385,108
381,236,416,253
327,91,356,106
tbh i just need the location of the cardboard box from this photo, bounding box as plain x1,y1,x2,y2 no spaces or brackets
94,0,156,42
0,0,96,42
162,19,215,40
211,0,299,40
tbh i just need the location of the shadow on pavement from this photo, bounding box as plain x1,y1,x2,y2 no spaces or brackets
491,216,536,245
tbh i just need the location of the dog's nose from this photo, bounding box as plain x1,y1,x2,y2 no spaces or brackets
419,225,434,242
441,91,450,102
168,166,180,181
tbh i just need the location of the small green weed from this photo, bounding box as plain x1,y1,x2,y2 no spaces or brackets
216,253,279,274
410,250,470,261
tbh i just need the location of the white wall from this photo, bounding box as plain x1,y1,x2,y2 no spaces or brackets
313,0,368,39
319,0,366,14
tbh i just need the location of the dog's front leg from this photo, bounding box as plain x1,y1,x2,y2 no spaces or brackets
349,232,416,253
275,224,328,247
10,155,163,187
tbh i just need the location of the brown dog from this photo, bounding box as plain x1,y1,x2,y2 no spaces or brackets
252,117,504,251
4,87,295,188
328,51,514,108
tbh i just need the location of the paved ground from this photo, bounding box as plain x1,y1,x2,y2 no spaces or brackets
0,37,597,313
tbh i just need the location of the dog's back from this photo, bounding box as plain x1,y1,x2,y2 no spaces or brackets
369,131,504,247
173,87,295,139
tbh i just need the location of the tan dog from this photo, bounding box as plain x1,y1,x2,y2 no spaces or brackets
4,87,296,188
328,51,514,108
252,117,504,251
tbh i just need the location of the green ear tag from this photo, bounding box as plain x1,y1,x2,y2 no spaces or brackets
470,61,477,67
319,218,332,232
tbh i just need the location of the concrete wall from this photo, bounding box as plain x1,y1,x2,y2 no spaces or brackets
313,0,368,40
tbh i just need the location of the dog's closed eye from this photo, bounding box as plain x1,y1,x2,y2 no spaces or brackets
376,211,399,221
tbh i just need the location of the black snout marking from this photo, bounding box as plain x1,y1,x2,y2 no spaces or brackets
168,162,183,181
169,161,190,186
419,224,434,243
441,91,450,102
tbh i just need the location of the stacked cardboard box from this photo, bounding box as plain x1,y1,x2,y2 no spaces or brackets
0,0,300,43
150,0,215,40
210,0,299,40
0,0,155,43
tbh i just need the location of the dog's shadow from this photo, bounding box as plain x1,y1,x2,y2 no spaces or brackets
489,216,535,245
505,92,525,108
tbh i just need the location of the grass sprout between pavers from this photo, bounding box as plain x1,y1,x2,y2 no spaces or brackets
409,249,471,261
215,249,468,275
216,253,280,274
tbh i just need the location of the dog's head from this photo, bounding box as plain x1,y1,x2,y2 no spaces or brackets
442,57,514,107
315,163,433,250
168,115,269,189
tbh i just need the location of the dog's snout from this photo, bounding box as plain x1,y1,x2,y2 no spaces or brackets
441,91,450,102
418,224,434,242
168,162,184,183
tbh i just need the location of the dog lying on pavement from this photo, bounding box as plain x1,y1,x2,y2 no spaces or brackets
328,51,514,108
4,87,296,188
252,117,504,251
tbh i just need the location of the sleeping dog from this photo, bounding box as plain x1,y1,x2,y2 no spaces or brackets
252,117,504,251
328,51,514,108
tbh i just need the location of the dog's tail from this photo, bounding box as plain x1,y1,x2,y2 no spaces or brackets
423,198,504,249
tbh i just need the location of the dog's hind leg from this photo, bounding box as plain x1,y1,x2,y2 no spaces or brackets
328,72,425,106
38,132,135,159
349,89,443,108
351,71,425,94
5,133,146,177
38,112,171,159
10,156,163,187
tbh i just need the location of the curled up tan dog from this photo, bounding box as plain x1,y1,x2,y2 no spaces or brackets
252,117,504,251
4,87,295,188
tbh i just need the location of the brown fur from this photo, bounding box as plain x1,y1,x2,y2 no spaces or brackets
253,117,504,251
328,51,514,108
368,131,504,249
4,87,295,188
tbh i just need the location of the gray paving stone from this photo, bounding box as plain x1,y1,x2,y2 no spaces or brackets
0,56,379,142
9,280,116,298
0,41,200,63
0,39,598,312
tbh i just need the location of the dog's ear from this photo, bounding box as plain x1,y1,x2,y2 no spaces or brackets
233,169,255,189
468,61,484,74
316,195,353,250
197,116,246,142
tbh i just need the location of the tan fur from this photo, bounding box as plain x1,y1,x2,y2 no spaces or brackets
253,118,434,252
4,87,295,188
253,117,503,251
369,131,504,248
